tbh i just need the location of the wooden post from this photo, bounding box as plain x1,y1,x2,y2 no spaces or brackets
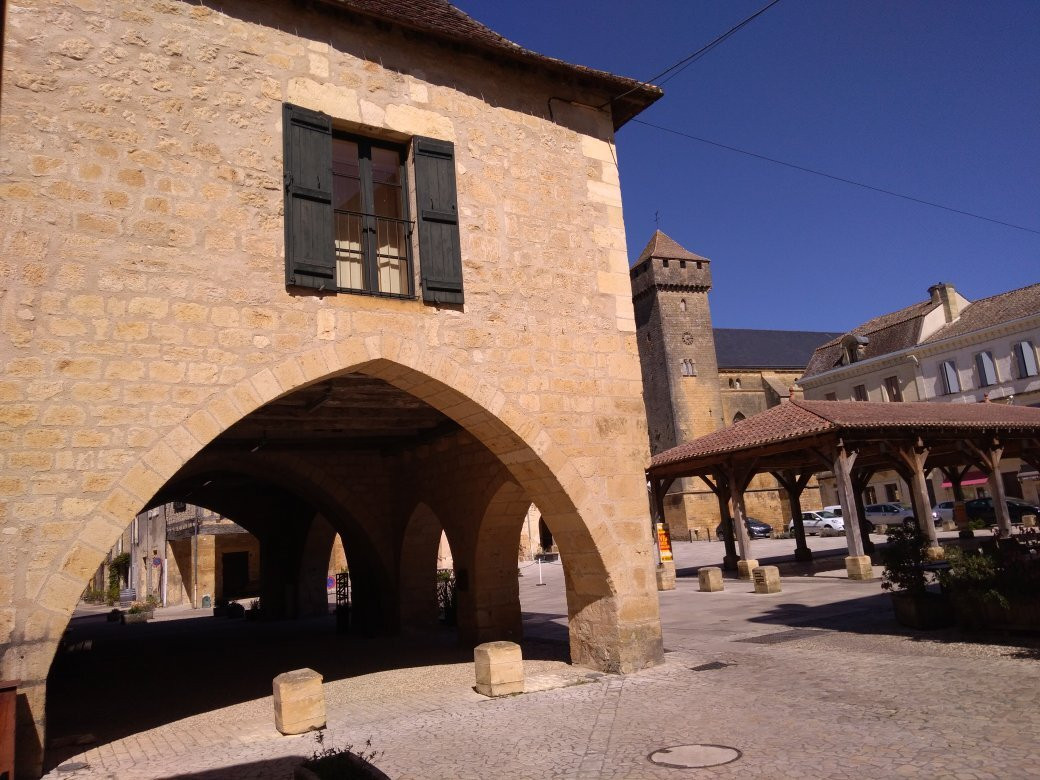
965,439,1011,537
893,441,940,553
772,469,813,562
702,473,738,571
725,460,760,579
850,467,876,556
832,443,864,558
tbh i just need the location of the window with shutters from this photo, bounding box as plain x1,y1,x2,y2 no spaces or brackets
883,375,902,402
1014,340,1038,378
974,350,997,387
939,359,961,394
283,103,463,304
853,384,868,401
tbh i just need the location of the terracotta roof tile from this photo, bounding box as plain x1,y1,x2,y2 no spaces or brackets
802,299,936,377
649,399,1040,469
324,0,662,128
635,230,708,264
924,282,1040,343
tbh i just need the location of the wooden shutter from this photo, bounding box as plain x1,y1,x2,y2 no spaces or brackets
283,103,335,291
413,137,463,305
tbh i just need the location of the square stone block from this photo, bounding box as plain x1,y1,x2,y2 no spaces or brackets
273,668,325,735
1022,514,1036,528
924,545,946,561
845,555,873,580
655,561,676,591
735,559,759,580
474,640,523,697
752,566,781,594
698,567,724,592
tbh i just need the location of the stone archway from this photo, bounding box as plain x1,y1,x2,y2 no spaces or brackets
398,502,450,632
12,334,663,773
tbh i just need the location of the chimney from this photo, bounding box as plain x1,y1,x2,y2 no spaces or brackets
927,282,959,323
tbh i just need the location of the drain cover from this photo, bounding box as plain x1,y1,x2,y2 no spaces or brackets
648,744,742,768
690,660,732,672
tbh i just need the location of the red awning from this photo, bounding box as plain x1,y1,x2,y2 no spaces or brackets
941,470,989,488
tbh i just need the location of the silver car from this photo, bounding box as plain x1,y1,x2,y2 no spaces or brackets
863,503,915,530
789,510,845,536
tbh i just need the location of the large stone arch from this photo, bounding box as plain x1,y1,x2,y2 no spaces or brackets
16,333,662,772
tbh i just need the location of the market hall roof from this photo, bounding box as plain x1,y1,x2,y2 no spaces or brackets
322,0,662,128
648,399,1040,479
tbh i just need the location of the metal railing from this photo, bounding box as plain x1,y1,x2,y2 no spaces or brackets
334,209,413,296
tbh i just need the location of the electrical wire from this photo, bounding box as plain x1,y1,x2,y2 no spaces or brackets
631,119,1040,235
602,0,783,108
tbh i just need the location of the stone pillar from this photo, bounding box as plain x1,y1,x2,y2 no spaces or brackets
656,560,676,591
752,566,781,594
273,669,325,735
474,641,524,697
698,567,724,592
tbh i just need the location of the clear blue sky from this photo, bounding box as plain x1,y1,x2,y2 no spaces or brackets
451,0,1039,332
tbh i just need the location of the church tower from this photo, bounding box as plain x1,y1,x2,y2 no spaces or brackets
630,230,724,456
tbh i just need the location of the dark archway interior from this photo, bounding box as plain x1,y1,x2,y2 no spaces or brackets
45,372,562,770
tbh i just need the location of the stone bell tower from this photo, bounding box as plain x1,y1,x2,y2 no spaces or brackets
631,230,724,455
631,231,724,541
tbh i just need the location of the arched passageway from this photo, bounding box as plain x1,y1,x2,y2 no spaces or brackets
21,351,663,773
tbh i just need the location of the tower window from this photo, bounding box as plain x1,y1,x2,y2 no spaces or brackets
680,359,696,377
679,298,686,313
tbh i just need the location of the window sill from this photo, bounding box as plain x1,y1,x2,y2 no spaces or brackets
338,287,418,302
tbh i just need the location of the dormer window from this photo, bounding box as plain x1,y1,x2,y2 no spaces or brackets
839,333,868,365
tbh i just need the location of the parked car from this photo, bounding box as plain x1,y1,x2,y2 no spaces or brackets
863,503,916,530
932,501,955,525
823,505,843,517
964,496,1040,524
715,517,773,540
788,510,845,536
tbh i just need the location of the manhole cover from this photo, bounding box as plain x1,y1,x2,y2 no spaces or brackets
648,744,741,769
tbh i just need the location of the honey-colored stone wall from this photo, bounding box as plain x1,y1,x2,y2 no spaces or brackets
1,1,662,772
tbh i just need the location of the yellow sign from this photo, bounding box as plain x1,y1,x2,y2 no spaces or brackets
656,522,673,563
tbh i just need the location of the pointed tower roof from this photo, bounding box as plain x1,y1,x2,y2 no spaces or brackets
635,230,708,264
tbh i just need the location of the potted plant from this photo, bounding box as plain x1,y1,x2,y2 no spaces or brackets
942,532,1040,631
880,524,954,629
123,601,154,624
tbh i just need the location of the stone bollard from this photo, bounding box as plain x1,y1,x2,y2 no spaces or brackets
656,561,676,591
845,555,873,580
273,668,325,735
735,559,759,580
474,641,524,697
752,566,781,594
1022,514,1037,528
942,519,956,532
924,545,946,562
698,567,724,592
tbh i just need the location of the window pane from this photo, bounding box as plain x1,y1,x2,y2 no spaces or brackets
370,147,401,185
334,175,362,213
375,217,408,295
373,182,402,219
332,139,359,175
335,212,364,290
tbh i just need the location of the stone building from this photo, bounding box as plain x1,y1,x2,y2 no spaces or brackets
0,1,666,773
631,231,837,539
800,281,1040,507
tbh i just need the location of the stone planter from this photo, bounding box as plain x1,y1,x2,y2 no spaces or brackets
123,611,153,624
890,591,954,630
294,751,391,780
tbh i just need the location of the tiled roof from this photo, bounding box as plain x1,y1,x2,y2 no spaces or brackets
714,328,841,370
635,230,708,264
924,282,1040,343
325,0,662,128
650,399,1040,468
802,299,937,377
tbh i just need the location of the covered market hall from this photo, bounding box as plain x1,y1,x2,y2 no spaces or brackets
646,399,1040,579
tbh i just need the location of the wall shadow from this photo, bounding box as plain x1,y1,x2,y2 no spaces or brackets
45,606,571,771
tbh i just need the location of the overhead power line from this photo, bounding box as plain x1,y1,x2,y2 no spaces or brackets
631,119,1040,236
604,0,783,108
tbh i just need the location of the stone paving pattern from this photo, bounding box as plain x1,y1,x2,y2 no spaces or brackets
46,537,1040,779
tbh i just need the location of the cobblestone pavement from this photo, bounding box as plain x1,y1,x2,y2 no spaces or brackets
45,536,1040,779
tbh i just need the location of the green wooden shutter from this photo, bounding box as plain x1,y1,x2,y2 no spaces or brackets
283,103,335,292
413,137,463,305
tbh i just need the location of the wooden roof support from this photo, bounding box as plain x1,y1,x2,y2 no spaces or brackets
963,438,1012,537
893,439,939,552
770,469,814,562
831,441,867,558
